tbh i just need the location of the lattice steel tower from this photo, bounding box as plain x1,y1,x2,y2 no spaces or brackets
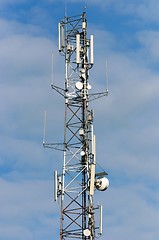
43,10,109,240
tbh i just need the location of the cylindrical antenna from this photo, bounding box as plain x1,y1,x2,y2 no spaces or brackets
54,170,58,201
76,34,80,64
99,205,103,235
64,0,68,17
90,35,94,65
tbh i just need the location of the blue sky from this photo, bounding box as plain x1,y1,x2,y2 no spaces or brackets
1,0,159,239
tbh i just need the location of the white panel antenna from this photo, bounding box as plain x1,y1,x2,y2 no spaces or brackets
43,111,46,145
58,23,61,51
99,205,103,235
58,23,65,52
54,170,58,201
51,52,54,85
106,60,109,94
90,35,94,65
93,134,96,164
90,164,95,195
76,34,80,64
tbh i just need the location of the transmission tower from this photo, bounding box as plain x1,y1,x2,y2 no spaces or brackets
43,11,109,240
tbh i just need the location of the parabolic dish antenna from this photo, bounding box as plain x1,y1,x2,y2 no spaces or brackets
75,81,83,90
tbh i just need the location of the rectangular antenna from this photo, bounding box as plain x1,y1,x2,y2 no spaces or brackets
51,52,54,85
90,164,95,195
54,170,58,201
43,111,46,144
91,124,94,153
58,23,65,52
93,135,96,164
76,34,80,64
58,23,61,51
90,35,94,64
106,60,109,94
99,205,103,235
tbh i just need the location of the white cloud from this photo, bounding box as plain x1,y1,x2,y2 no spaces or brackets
67,0,159,24
137,30,159,61
104,185,159,239
0,18,64,182
0,178,59,240
134,0,159,23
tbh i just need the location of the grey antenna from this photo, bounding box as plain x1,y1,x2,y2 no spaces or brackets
106,59,109,95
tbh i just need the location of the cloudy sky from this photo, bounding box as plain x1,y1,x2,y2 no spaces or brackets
1,0,159,239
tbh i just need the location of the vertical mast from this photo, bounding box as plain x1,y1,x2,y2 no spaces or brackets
44,10,109,240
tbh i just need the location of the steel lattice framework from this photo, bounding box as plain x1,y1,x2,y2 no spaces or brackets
44,11,109,240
